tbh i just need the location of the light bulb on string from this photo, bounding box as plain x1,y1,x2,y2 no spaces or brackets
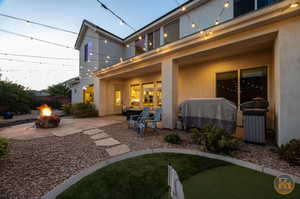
181,6,186,11
224,1,230,8
215,19,220,25
191,23,196,28
290,0,299,8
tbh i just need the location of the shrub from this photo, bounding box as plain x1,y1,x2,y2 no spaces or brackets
0,137,8,157
279,139,300,166
190,125,239,155
72,103,98,118
62,104,73,115
0,81,34,114
164,133,182,145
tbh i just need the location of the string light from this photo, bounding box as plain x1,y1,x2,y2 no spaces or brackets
163,33,168,38
224,1,230,8
104,39,108,44
181,6,186,11
0,12,78,35
138,36,143,40
290,1,299,8
0,57,75,66
191,23,196,28
0,28,73,49
96,0,136,32
106,56,110,59
126,44,130,48
0,52,77,61
215,19,220,25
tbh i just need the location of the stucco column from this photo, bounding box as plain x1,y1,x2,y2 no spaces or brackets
161,59,178,129
274,19,300,146
94,77,107,116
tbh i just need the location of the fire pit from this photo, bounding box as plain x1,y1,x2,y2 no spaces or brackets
35,104,60,128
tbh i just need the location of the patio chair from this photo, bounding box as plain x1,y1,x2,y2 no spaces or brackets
128,107,150,129
136,108,162,136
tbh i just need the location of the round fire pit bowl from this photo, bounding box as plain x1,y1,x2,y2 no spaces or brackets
35,114,61,128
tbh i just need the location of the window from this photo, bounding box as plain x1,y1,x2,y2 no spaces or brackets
84,42,92,62
83,85,94,104
240,67,267,104
257,0,280,9
130,84,141,106
143,83,154,106
115,90,121,106
156,81,162,106
84,44,89,62
135,36,146,56
147,29,160,51
234,0,255,17
216,71,238,104
164,19,179,44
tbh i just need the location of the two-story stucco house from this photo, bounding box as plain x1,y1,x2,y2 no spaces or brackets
75,0,300,146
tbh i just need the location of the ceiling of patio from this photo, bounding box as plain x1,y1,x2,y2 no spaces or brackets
105,62,161,80
174,32,276,67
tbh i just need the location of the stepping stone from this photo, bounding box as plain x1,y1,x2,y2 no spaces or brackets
83,129,104,135
95,138,120,146
53,129,82,137
106,144,130,156
90,133,109,140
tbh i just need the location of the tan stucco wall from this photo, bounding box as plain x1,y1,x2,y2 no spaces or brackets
178,49,274,128
274,17,300,146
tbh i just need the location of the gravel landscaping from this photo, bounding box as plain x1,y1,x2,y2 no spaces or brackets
0,121,300,199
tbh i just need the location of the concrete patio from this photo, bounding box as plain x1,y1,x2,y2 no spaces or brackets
0,115,125,140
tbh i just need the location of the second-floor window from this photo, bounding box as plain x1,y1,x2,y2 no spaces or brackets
257,0,281,9
164,19,179,45
135,36,146,56
147,29,160,51
84,44,89,62
234,0,255,17
234,0,281,17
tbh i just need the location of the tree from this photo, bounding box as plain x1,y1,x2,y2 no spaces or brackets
47,83,71,98
0,80,34,114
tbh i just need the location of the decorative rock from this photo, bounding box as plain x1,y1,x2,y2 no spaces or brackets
94,138,120,146
106,144,130,156
83,129,104,135
90,133,109,140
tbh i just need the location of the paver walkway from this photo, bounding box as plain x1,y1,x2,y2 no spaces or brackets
82,127,131,157
0,116,125,140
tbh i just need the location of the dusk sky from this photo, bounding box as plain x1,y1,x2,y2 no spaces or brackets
0,0,188,90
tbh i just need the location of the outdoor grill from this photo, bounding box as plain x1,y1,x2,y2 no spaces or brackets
240,97,269,144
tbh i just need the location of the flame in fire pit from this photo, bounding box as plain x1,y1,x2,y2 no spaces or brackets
37,104,52,117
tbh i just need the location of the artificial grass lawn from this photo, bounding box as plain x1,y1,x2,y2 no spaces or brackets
162,165,300,199
56,153,229,199
56,153,300,199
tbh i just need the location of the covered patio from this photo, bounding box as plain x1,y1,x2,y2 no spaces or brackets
93,31,277,141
